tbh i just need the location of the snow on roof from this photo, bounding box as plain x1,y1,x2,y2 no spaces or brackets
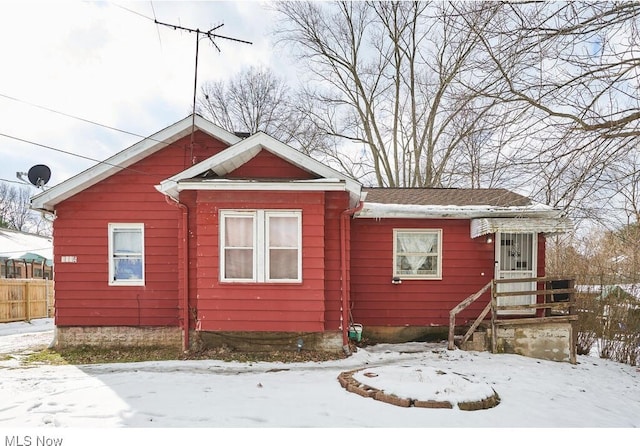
0,228,52,261
357,187,567,222
356,201,562,219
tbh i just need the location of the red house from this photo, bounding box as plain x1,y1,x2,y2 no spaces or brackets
30,115,572,353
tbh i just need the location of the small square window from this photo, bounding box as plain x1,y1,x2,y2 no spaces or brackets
393,229,442,279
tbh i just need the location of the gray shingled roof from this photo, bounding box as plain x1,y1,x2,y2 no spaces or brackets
362,188,533,207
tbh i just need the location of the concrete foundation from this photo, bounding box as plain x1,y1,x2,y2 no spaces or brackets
53,326,345,353
491,320,576,363
54,326,182,349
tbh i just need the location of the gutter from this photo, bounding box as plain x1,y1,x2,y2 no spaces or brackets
165,195,190,352
340,199,364,355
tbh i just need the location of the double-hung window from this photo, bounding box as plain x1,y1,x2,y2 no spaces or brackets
221,210,302,283
108,223,145,286
393,229,442,279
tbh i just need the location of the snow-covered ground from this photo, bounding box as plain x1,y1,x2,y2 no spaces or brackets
0,319,637,443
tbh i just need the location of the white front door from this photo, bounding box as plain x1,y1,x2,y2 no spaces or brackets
495,232,537,315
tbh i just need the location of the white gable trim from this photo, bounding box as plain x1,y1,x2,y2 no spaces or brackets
156,132,362,206
30,115,241,212
174,178,348,193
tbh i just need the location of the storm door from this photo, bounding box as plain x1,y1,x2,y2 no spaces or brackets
495,232,537,315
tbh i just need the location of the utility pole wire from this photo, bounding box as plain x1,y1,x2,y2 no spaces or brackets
153,19,252,164
149,1,163,50
0,132,152,177
0,92,171,147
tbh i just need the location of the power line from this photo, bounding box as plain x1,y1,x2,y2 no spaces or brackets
0,92,171,147
149,1,163,50
0,132,152,177
111,2,155,22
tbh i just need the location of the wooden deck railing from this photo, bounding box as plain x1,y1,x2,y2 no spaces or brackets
449,277,576,351
0,279,54,323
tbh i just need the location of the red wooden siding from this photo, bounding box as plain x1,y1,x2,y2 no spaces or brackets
186,189,342,333
227,149,318,179
350,218,497,328
53,131,229,327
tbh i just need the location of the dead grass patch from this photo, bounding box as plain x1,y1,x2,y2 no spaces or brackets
22,345,347,365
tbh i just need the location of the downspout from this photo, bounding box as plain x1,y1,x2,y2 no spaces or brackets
165,195,190,352
340,200,364,354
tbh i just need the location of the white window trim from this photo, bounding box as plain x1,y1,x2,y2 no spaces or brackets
220,210,302,284
265,211,303,283
393,228,443,280
219,211,257,283
108,223,145,286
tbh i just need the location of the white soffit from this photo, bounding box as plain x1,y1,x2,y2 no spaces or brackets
470,217,574,238
157,132,363,206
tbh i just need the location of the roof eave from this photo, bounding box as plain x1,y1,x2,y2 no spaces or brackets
30,115,240,211
157,132,363,206
355,202,565,220
156,178,358,203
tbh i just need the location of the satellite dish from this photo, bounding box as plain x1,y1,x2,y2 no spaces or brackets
27,164,51,188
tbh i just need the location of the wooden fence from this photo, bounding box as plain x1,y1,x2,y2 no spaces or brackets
0,279,54,323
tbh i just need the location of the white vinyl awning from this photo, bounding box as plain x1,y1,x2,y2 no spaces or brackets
470,217,573,238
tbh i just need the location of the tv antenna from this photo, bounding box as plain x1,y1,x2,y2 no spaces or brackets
154,19,252,164
16,164,51,190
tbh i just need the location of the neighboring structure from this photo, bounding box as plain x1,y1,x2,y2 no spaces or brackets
0,227,53,279
30,115,572,353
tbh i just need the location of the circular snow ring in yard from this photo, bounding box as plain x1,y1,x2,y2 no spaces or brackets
338,366,500,410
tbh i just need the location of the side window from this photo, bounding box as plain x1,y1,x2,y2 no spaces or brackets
393,229,442,280
108,223,145,286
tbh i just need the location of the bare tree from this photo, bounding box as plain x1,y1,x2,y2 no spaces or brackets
476,1,640,138
271,1,518,187
198,67,293,141
459,1,640,224
0,182,51,234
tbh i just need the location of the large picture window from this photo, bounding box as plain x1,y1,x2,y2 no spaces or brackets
393,229,442,279
220,210,301,283
108,223,145,286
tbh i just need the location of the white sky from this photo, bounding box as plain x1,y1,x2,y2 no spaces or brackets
0,1,282,191
0,318,638,443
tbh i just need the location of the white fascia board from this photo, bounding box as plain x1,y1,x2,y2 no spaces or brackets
355,202,564,219
31,115,240,212
158,132,362,205
174,178,348,193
